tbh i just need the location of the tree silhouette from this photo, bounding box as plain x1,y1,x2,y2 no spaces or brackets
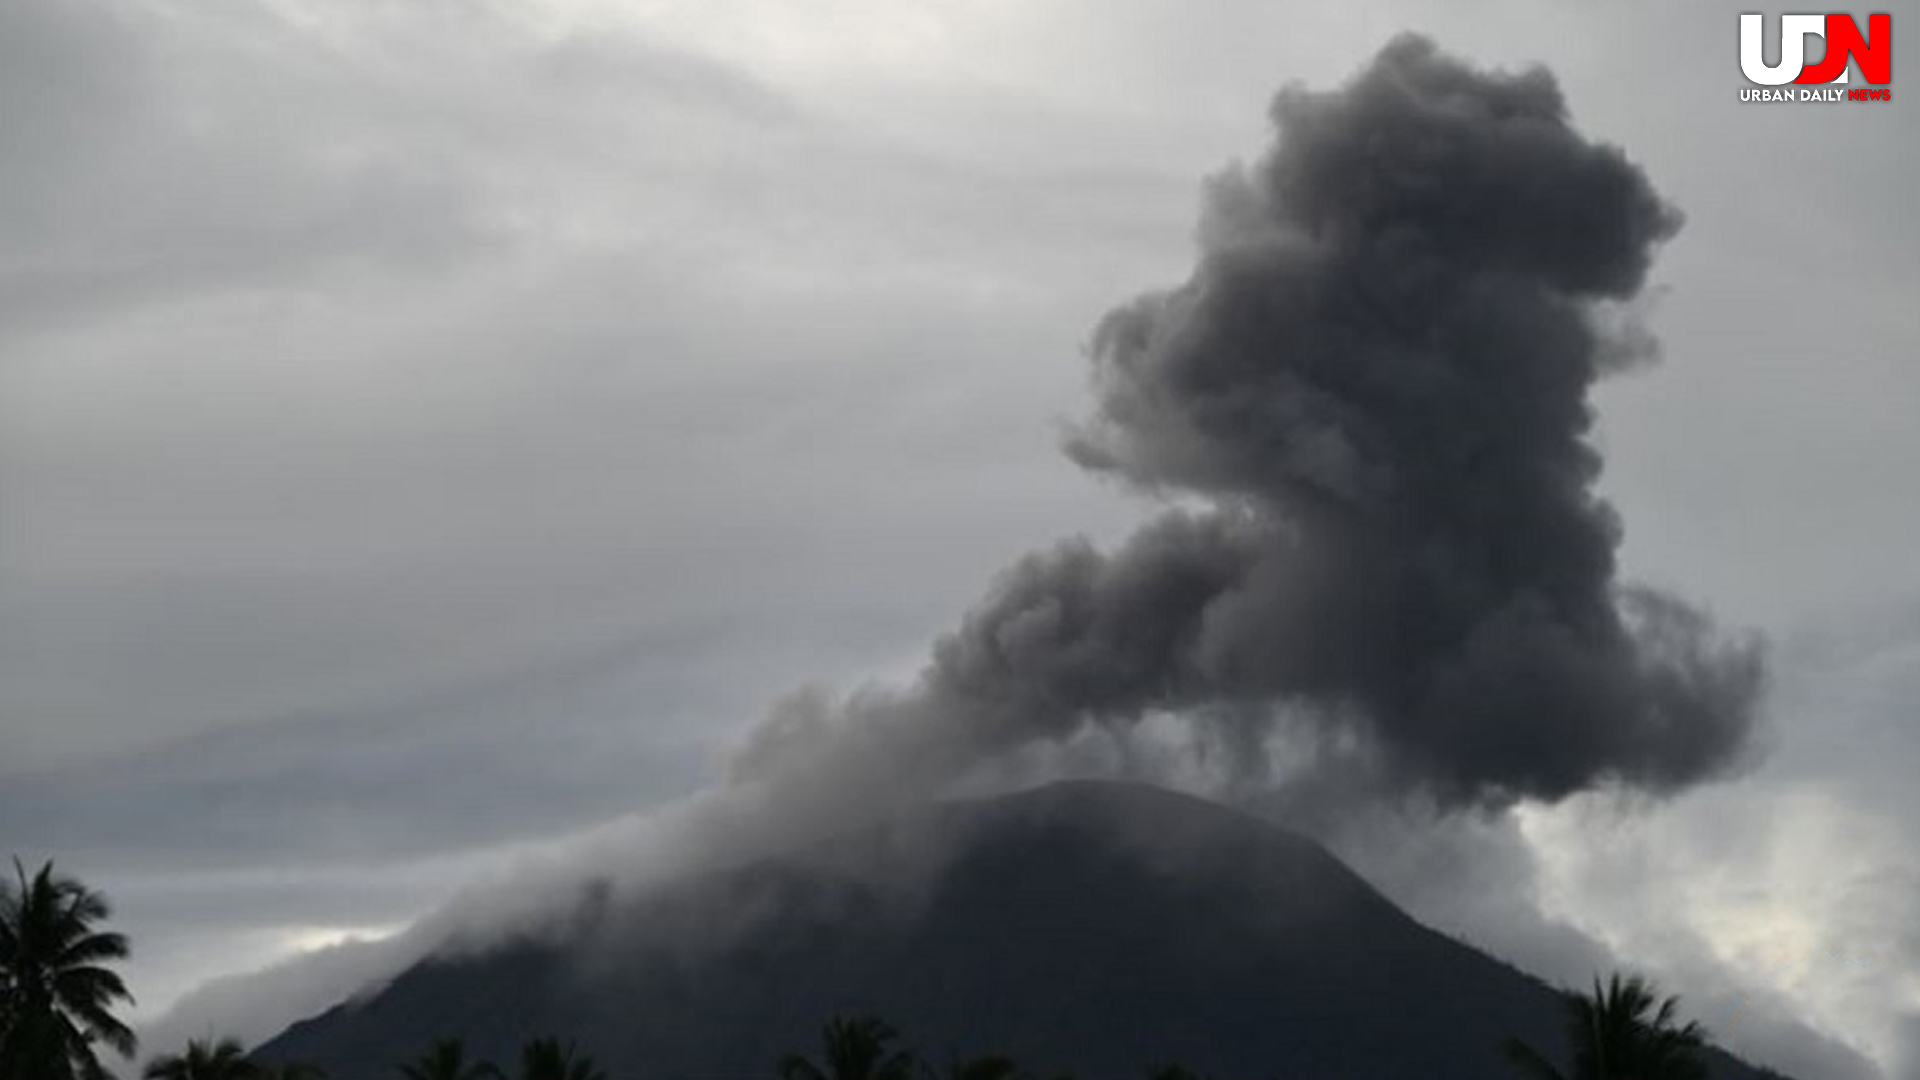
1506,972,1709,1080
780,1016,918,1080
398,1037,501,1080
142,1037,262,1080
0,859,137,1080
517,1036,605,1080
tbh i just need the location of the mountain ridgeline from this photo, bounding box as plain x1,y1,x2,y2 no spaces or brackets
257,782,1788,1080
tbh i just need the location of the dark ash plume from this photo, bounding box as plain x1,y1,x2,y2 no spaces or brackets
735,35,1764,809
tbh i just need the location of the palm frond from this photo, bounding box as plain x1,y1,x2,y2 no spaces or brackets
2,860,138,1077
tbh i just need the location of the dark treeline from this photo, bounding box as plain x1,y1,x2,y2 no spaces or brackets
4,858,1732,1080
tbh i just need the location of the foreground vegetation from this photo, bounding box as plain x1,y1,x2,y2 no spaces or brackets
0,860,136,1080
3,859,1724,1080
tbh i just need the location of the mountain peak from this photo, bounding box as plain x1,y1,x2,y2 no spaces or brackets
260,782,1789,1080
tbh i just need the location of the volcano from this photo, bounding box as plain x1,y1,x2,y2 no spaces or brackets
255,782,1787,1079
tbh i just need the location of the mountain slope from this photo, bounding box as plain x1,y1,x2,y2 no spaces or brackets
258,781,1787,1080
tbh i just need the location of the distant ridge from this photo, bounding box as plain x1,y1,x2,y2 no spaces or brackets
259,781,1791,1080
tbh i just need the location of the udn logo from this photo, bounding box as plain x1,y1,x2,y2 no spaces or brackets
1739,13,1891,99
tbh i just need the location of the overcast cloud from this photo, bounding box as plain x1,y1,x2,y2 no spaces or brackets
3,1,1917,1078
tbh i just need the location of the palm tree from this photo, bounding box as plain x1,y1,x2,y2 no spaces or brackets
0,859,138,1080
142,1037,262,1080
780,1016,917,1080
517,1036,604,1080
399,1037,501,1080
1506,972,1709,1080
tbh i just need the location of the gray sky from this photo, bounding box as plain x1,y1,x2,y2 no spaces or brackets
2,1,1916,1078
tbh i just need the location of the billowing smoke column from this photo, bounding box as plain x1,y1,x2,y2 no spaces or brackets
734,36,1764,810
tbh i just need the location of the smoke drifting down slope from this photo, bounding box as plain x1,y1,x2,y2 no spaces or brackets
733,35,1763,811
